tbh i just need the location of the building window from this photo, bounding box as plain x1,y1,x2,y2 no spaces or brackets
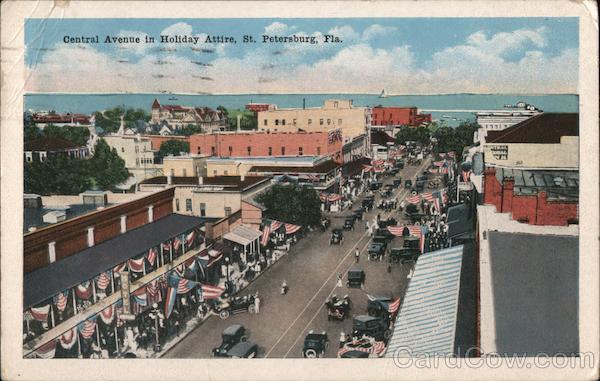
268,147,272,156
121,147,125,153
224,207,232,216
317,147,321,155
135,146,139,153
200,203,206,217
176,199,180,211
282,119,286,125
320,119,324,125
247,146,252,155
275,119,279,126
299,147,303,156
293,119,297,125
213,170,218,176
185,198,192,212
197,147,201,154
308,119,312,124
327,119,331,125
338,119,342,125
228,146,233,155
182,168,187,177
281,147,286,155
333,101,339,108
136,158,139,166
211,146,216,155
264,119,267,126
224,170,228,176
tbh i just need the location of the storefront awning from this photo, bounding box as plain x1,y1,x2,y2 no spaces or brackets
223,225,262,246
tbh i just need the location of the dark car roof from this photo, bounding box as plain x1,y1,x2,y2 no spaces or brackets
228,341,257,357
341,350,370,358
305,332,327,341
332,228,343,233
348,267,363,273
223,324,244,336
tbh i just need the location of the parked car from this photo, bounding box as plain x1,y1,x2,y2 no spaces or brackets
212,293,258,319
330,228,344,245
389,168,400,176
389,247,420,264
303,331,329,358
226,341,258,358
392,179,402,188
347,267,365,288
372,235,389,248
366,297,393,326
362,196,375,210
212,324,248,357
352,209,364,221
403,236,421,250
369,182,383,190
352,315,391,342
343,218,355,231
325,295,352,321
368,242,386,261
404,179,413,188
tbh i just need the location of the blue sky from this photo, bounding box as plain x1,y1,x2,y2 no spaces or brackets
24,18,578,94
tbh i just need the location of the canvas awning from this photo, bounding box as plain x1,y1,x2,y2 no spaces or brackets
223,225,262,246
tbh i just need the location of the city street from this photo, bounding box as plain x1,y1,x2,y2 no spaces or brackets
164,158,432,359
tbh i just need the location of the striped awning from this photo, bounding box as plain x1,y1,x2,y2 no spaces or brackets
385,245,464,357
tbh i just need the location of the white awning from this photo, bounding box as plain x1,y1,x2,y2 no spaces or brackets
223,225,262,246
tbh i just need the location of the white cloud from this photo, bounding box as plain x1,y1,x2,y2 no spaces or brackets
116,30,153,55
264,22,296,35
25,26,577,95
362,24,397,40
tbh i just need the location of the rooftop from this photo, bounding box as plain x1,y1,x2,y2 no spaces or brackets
24,214,204,309
24,204,110,233
248,159,338,174
370,130,395,146
24,137,85,152
139,175,270,191
494,168,579,201
486,113,578,144
487,231,578,355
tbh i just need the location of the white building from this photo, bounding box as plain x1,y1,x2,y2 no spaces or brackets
474,101,542,144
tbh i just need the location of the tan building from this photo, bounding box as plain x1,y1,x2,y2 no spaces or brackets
138,175,271,219
151,99,227,133
257,99,369,143
483,113,578,170
162,154,210,177
204,156,330,177
102,134,162,181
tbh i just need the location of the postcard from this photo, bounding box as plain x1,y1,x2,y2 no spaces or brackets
1,1,598,380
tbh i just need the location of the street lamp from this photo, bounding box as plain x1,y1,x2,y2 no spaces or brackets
149,303,163,352
224,256,230,295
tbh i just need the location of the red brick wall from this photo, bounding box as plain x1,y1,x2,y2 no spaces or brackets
94,220,121,244
372,107,416,126
127,209,148,230
483,169,578,226
55,234,88,261
189,131,340,158
147,135,190,151
153,200,173,220
24,247,49,272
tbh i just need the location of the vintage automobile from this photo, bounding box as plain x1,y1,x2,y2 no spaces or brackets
330,228,344,245
212,324,248,357
380,189,392,198
212,293,257,319
372,235,389,248
352,315,391,342
392,179,402,188
389,247,421,264
389,168,400,176
366,297,394,326
338,336,386,358
417,175,428,182
362,196,375,210
339,350,370,358
415,181,426,192
347,267,365,288
343,217,355,231
303,331,329,358
367,242,386,261
319,217,331,232
325,295,352,321
226,341,258,358
352,209,364,221
369,182,383,191
404,236,421,250
404,179,413,188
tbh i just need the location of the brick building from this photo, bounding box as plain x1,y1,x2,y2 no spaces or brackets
371,106,431,127
189,130,343,160
483,167,578,226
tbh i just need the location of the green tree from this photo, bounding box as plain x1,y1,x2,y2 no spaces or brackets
394,125,431,146
42,124,90,145
159,140,190,157
24,125,42,141
88,140,129,189
256,183,322,227
178,124,202,136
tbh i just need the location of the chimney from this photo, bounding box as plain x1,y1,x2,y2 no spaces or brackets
167,169,173,185
198,176,204,185
237,114,242,132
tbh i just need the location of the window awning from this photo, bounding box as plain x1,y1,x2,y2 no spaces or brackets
223,225,262,246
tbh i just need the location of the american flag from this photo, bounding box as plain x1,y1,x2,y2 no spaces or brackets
59,328,77,350
186,231,196,247
78,318,96,339
147,248,158,266
407,225,422,237
100,305,114,325
96,272,111,291
337,340,386,357
76,281,92,300
405,194,421,204
34,340,56,359
371,159,384,167
199,283,225,300
388,298,400,314
177,278,195,294
30,305,50,322
173,236,182,251
387,226,405,237
461,170,472,182
113,262,127,275
128,257,145,273
270,221,282,231
285,223,301,234
53,291,68,312
433,160,447,167
162,241,171,252
422,192,435,202
260,224,271,246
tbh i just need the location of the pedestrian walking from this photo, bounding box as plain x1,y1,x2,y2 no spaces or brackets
336,273,343,288
365,220,370,231
355,248,360,263
254,292,260,314
339,331,347,348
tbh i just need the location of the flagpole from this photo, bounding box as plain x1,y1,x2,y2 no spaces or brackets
456,175,460,203
50,304,55,328
110,270,115,294
77,330,82,358
92,278,97,303
72,288,78,315
96,324,101,348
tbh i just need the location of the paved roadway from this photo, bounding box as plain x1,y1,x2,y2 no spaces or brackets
164,157,431,359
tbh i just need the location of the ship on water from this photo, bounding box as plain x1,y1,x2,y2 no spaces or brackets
379,89,387,98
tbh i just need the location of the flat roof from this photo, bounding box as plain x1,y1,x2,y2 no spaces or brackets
248,160,338,174
494,168,578,201
139,176,269,191
486,113,578,144
488,231,578,355
206,155,321,163
24,214,203,309
24,204,110,233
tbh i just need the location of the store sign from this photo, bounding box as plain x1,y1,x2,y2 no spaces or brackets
120,270,131,314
